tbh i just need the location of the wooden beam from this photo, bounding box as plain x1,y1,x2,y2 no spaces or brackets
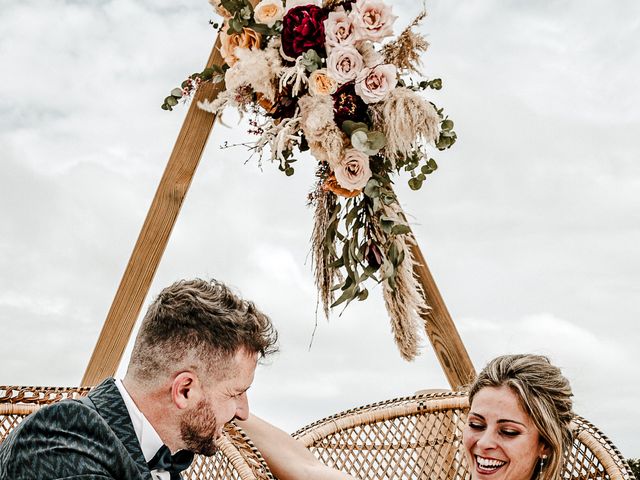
410,240,476,390
81,39,224,386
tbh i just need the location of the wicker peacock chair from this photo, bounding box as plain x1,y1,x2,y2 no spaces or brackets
1,386,635,480
293,390,636,480
0,385,273,480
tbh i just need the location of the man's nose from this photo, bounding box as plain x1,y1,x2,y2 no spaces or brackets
234,393,250,421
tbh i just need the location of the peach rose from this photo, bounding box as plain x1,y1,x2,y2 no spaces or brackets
309,69,338,96
254,0,285,27
334,148,372,191
354,63,397,104
220,27,263,66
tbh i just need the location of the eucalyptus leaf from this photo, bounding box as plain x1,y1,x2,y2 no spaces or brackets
367,131,386,150
363,265,378,277
364,181,380,198
387,275,397,290
408,177,422,190
341,120,369,137
331,284,357,308
381,219,394,235
381,193,395,206
441,119,454,131
351,130,370,151
170,88,183,98
388,242,399,266
391,224,411,236
165,96,178,107
380,259,394,280
429,78,442,90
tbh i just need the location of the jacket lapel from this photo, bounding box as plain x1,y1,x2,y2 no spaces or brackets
88,378,153,480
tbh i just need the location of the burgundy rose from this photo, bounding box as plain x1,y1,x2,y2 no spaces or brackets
332,81,368,128
281,5,328,59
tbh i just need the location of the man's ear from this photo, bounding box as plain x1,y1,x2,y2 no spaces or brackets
171,371,201,409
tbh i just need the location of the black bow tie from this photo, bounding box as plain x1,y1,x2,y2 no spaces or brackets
147,445,194,479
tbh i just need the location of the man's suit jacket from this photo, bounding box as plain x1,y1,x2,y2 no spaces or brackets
0,378,152,480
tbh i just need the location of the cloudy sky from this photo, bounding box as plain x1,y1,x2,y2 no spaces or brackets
2,0,639,458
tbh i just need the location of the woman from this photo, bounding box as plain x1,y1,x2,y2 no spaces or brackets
463,354,574,480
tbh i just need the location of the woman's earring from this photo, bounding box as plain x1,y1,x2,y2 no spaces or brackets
538,455,548,479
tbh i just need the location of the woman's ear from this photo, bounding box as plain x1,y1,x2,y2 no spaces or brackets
539,442,551,459
171,371,201,409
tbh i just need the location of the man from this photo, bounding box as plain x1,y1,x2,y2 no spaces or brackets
0,278,353,480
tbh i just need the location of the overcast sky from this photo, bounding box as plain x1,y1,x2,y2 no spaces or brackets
1,0,639,458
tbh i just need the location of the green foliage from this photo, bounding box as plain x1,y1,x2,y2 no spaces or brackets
301,49,323,73
161,65,225,111
324,173,412,308
341,121,386,156
277,151,297,177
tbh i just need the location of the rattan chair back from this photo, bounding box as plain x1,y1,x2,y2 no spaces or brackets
0,386,273,480
293,391,636,480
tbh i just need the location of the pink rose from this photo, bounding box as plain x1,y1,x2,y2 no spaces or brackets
351,0,397,42
334,148,372,191
354,63,397,104
324,7,357,49
327,45,364,84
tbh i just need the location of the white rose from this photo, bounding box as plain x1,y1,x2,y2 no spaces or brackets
284,0,321,14
254,0,285,27
335,148,372,191
351,0,397,42
354,63,397,104
327,45,364,84
324,7,357,49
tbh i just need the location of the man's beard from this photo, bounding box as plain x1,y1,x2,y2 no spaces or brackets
180,397,220,456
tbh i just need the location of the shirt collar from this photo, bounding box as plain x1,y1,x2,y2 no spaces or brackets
115,378,165,463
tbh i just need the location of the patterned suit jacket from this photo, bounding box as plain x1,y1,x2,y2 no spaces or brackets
0,378,152,479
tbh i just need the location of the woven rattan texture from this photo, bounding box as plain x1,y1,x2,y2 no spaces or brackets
0,386,273,480
293,391,636,480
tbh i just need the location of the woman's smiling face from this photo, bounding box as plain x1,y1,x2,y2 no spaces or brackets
463,385,548,480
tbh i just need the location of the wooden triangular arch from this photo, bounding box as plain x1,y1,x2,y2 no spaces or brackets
81,31,476,389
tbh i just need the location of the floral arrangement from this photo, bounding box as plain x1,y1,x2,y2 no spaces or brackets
163,0,457,360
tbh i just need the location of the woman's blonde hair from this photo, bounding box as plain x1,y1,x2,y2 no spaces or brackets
469,354,574,480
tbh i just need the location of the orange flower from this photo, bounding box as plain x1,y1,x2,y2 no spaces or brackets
309,69,338,96
323,172,361,198
220,27,263,66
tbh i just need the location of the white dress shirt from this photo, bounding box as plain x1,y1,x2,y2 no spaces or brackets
115,379,170,480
